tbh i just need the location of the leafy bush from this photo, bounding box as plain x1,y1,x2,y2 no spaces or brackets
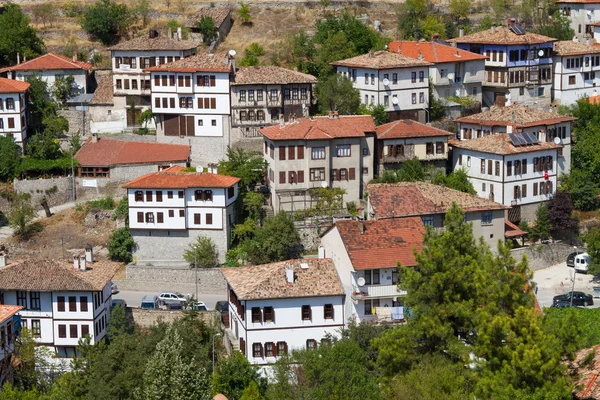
87,196,115,210
113,196,128,219
108,228,135,263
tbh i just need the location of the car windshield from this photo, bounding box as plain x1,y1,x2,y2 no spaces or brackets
175,292,185,298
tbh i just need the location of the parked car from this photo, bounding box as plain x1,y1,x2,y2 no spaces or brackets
166,303,184,311
111,283,119,294
158,292,187,306
140,295,159,309
553,291,594,307
574,253,592,273
187,300,209,311
567,251,583,268
215,301,229,313
111,299,126,309
550,301,582,309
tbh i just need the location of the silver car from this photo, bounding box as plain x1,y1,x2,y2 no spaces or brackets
158,292,187,306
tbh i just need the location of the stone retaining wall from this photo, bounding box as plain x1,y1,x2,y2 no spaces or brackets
126,265,227,294
130,308,219,328
511,242,580,271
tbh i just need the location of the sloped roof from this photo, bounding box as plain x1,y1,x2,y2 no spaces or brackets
0,52,92,73
123,165,240,189
553,40,600,56
331,50,432,69
0,77,30,93
388,41,487,63
0,305,23,324
457,104,576,127
233,66,316,85
145,52,231,72
447,26,556,45
335,218,425,270
260,115,375,141
367,182,507,219
109,35,200,51
505,220,528,238
76,138,190,167
221,259,344,300
185,7,231,29
0,258,121,292
375,119,453,139
89,75,113,105
449,134,560,155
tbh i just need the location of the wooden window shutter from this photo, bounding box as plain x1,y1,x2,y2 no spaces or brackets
194,214,201,224
206,213,213,225
284,342,288,354
288,146,295,160
272,342,278,356
211,98,216,109
204,98,210,108
349,168,356,180
169,75,175,86
279,146,286,160
178,76,183,86
197,75,204,86
298,145,304,159
137,212,143,223
336,169,341,181
155,98,160,108
210,75,216,86
198,98,203,109
297,171,304,183
154,75,159,86
170,98,175,108
260,343,264,357
279,171,286,184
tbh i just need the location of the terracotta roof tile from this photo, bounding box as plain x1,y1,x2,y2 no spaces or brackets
449,134,560,155
456,104,576,127
75,138,190,167
221,259,344,300
0,78,30,93
331,50,432,69
367,182,507,219
388,41,487,63
335,218,425,270
0,305,23,324
0,53,92,73
0,258,121,291
553,40,600,56
447,26,556,45
123,165,240,189
376,119,453,139
185,7,231,28
566,344,600,399
233,66,316,85
109,35,200,51
505,220,528,238
260,115,375,141
146,52,232,72
89,75,113,105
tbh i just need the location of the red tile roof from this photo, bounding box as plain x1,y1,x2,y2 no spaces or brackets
367,182,507,219
123,165,240,189
233,66,316,85
0,52,92,73
145,52,232,73
260,115,375,141
456,104,576,127
449,134,560,155
376,119,453,139
447,26,557,45
505,220,528,238
75,138,190,167
335,218,425,270
553,40,600,56
388,41,487,63
109,35,200,51
0,78,30,93
585,95,600,104
331,50,432,69
0,305,23,324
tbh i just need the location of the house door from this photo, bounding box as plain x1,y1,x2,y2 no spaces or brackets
126,108,141,127
494,92,506,107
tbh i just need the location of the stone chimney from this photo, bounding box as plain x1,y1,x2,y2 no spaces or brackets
0,252,7,268
177,27,182,41
432,33,440,41
73,255,79,270
168,27,172,39
85,244,94,263
285,267,294,284
92,133,98,143
16,53,20,65
368,50,374,58
79,255,86,271
73,51,77,62
459,28,464,37
508,18,516,26
491,26,496,34
358,220,365,234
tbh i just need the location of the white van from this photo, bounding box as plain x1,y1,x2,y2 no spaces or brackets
574,252,592,273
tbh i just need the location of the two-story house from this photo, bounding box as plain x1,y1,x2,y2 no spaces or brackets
230,66,316,151
123,165,239,263
0,304,23,383
448,20,556,108
0,52,92,97
260,115,375,213
557,0,600,40
331,51,432,122
0,256,120,362
109,31,200,127
388,37,486,106
147,52,233,164
456,103,576,176
320,218,424,324
0,78,29,146
221,259,345,370
374,119,454,173
366,182,508,249
552,40,600,106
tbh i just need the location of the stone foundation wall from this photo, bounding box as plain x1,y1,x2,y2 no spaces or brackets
511,242,579,271
58,109,85,135
126,265,227,294
130,308,220,328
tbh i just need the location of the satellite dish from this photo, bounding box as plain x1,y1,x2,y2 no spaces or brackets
538,49,544,57
392,97,399,105
554,136,562,145
196,165,203,172
357,277,366,287
228,49,237,57
382,78,390,86
321,181,328,188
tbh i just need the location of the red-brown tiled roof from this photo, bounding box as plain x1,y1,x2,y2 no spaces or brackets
0,305,23,324
123,165,240,189
553,40,600,56
567,345,600,399
0,53,92,73
331,50,432,69
89,75,113,106
335,218,425,270
447,26,556,45
76,138,190,167
185,7,231,29
388,41,487,63
145,52,232,72
0,78,30,93
260,115,375,141
375,119,453,139
221,259,344,300
456,104,576,127
505,220,528,238
367,182,507,219
233,66,316,85
109,35,200,51
449,134,560,155
584,95,600,104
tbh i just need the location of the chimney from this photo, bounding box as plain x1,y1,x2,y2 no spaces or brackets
285,267,294,284
0,253,7,268
73,255,79,270
79,255,86,271
333,111,339,119
508,18,516,26
459,28,464,38
318,246,325,258
418,52,423,61
85,244,94,263
432,33,440,41
16,53,20,65
73,51,77,62
369,50,374,58
507,125,513,134
328,111,334,119
92,133,98,143
491,26,496,34
177,27,182,40
455,49,461,58
358,220,365,234
168,27,172,39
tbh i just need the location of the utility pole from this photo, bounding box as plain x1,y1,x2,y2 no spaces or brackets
195,248,198,300
571,246,577,307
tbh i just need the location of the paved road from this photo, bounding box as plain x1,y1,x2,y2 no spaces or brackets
113,289,226,310
533,262,600,308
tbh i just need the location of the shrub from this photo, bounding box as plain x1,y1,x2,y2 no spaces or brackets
113,196,128,219
108,228,135,263
87,196,115,210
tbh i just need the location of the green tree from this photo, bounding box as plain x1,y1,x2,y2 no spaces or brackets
108,227,135,263
583,227,600,275
239,43,265,67
363,104,388,126
316,74,361,115
421,15,446,40
547,190,577,236
243,192,265,221
397,0,428,39
314,11,385,57
81,0,135,46
431,168,476,194
219,147,267,194
32,3,59,28
0,3,44,67
7,193,35,237
137,0,150,28
183,235,218,268
213,351,267,400
52,75,77,105
42,115,69,137
562,170,600,211
449,0,470,22
312,187,346,220
397,158,425,182
0,136,20,182
241,212,302,265
197,15,217,43
237,2,251,24
429,79,446,121
25,133,62,160
240,381,262,400
313,31,356,77
535,9,575,41
107,301,131,340
531,203,551,242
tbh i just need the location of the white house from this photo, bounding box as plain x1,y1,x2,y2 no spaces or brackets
320,218,424,324
331,51,431,122
455,103,576,176
221,259,345,371
557,0,600,40
552,40,600,106
0,52,92,96
0,256,120,362
123,165,239,263
147,52,233,164
448,21,556,108
388,38,486,106
0,304,23,383
0,77,29,145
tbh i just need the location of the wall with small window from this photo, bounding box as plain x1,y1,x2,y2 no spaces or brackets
20,317,54,345
127,207,187,230
127,188,186,208
53,320,96,346
52,291,94,320
185,187,227,207
186,207,223,230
